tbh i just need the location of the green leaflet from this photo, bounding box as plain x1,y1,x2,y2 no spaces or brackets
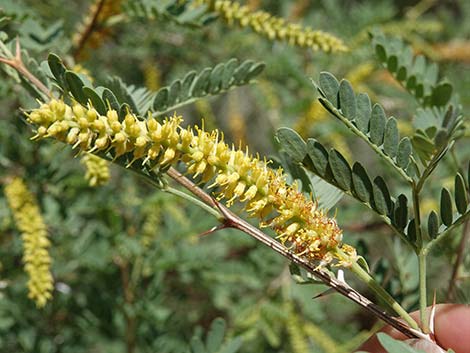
356,93,371,133
454,174,468,214
370,104,386,145
407,219,417,244
372,176,392,215
153,88,169,111
276,128,307,163
352,162,373,203
338,79,356,120
396,137,412,169
47,53,66,88
319,71,339,107
83,87,106,115
427,210,439,239
440,188,453,226
306,138,329,177
206,318,226,353
393,194,408,230
64,71,87,105
328,149,352,191
167,79,182,105
383,117,399,158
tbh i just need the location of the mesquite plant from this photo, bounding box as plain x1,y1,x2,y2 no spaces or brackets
0,1,469,353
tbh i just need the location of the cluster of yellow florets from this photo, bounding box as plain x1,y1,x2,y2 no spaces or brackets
4,178,53,307
81,153,110,186
200,0,347,53
27,99,356,266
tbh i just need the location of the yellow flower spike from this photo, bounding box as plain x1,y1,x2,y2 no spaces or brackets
201,0,347,53
81,153,110,186
27,99,353,267
4,177,54,307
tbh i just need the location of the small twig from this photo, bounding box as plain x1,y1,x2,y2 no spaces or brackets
0,38,50,98
166,167,419,339
73,0,107,60
446,220,470,301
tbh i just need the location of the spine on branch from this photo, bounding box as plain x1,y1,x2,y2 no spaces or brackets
26,99,357,267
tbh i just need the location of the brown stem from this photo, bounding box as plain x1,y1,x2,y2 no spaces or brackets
115,256,137,353
73,0,107,61
0,38,51,97
446,220,470,301
166,167,418,339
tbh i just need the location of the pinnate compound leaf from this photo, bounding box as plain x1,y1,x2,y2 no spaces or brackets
352,162,373,203
276,128,306,163
319,71,339,107
328,149,352,191
372,176,392,215
370,104,386,145
455,174,468,214
427,210,439,239
151,58,264,114
338,79,356,120
440,188,453,226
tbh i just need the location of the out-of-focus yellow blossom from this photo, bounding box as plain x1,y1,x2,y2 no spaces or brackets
4,178,53,307
198,0,347,53
81,153,110,186
143,61,161,91
27,99,356,267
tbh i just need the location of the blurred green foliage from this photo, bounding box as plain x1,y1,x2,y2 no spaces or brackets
0,0,469,352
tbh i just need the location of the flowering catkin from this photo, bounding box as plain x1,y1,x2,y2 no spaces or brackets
27,99,356,266
81,153,110,186
4,177,53,307
199,0,347,53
